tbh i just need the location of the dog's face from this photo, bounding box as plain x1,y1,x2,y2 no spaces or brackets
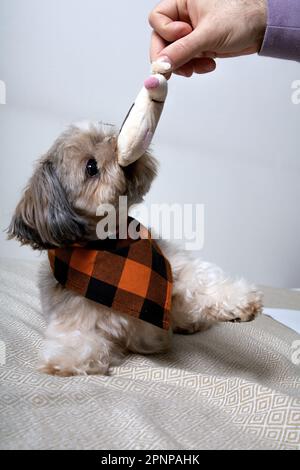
8,122,158,249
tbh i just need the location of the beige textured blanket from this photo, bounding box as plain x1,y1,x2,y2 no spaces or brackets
0,259,299,450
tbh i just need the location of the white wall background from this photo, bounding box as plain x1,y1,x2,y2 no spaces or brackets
0,0,299,287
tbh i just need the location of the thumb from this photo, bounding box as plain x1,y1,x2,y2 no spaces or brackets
158,28,211,70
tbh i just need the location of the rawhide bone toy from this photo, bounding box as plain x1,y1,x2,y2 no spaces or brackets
117,60,171,167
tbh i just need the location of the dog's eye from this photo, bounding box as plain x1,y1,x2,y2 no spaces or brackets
86,158,99,177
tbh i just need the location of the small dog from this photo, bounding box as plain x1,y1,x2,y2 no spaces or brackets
8,122,262,376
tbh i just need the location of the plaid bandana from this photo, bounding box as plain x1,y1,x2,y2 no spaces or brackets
48,218,172,330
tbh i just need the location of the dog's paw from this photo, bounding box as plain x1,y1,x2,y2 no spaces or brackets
227,288,263,323
229,297,263,323
37,362,81,377
38,359,109,377
201,284,263,324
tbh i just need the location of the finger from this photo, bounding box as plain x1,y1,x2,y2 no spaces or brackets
157,28,211,70
149,0,193,42
149,32,172,79
150,31,168,62
175,62,194,77
174,58,216,77
192,57,216,73
150,16,192,42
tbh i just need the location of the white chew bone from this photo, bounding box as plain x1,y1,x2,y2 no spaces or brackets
117,61,170,167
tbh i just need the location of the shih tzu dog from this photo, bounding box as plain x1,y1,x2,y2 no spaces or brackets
8,122,262,376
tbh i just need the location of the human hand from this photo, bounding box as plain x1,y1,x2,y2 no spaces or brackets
149,0,267,77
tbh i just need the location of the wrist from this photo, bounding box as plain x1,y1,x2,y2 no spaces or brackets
253,0,268,51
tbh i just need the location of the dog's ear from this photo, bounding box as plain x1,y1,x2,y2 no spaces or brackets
7,160,86,250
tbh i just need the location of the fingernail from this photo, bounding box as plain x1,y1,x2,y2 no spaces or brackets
156,56,172,71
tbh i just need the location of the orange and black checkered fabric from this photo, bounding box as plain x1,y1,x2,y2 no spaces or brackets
48,219,172,330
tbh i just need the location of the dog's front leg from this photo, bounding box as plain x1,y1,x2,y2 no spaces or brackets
38,300,116,376
158,240,263,334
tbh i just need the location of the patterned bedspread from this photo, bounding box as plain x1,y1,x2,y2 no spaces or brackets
0,259,299,450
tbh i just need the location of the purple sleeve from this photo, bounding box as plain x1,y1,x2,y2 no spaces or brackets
259,0,300,61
